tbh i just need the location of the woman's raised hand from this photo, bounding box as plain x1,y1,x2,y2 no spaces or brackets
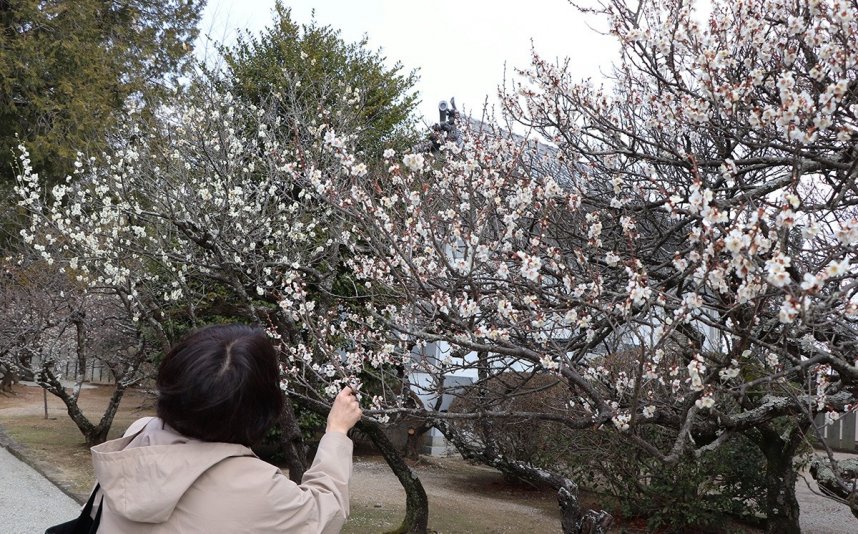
326,387,363,434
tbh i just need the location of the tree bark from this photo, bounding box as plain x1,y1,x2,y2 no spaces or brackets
762,448,801,534
755,422,808,534
88,383,128,445
0,362,16,394
71,310,87,389
358,420,429,534
63,384,127,446
809,457,858,519
279,396,309,483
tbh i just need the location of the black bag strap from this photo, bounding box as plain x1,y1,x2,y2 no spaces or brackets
44,483,103,534
81,483,100,517
88,489,103,534
82,484,103,534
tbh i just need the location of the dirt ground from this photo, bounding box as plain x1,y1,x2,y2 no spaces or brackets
0,382,564,533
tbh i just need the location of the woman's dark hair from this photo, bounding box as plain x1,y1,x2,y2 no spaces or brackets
156,324,283,446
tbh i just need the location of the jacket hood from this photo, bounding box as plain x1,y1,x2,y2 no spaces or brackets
90,417,253,524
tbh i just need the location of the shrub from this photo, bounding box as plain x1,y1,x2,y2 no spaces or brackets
449,372,767,531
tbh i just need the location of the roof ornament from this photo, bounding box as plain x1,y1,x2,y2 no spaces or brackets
413,97,463,153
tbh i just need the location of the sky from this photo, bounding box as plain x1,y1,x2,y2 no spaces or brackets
197,0,619,127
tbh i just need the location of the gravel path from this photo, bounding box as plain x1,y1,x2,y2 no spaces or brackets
0,446,82,533
797,453,858,534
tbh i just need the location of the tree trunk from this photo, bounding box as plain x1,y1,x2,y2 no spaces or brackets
404,423,431,460
0,363,15,394
66,384,128,447
86,384,128,446
358,420,429,534
279,395,308,483
85,424,111,447
755,423,808,534
295,394,430,532
71,311,87,389
762,447,801,534
61,393,97,444
557,483,581,533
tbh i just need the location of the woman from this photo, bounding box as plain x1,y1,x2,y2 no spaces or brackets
90,324,362,533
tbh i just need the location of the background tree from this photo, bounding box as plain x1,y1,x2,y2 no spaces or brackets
220,1,420,157
0,0,203,191
7,2,427,529
0,257,151,445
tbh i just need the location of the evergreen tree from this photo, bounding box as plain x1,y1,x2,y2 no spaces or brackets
0,0,204,186
221,1,419,156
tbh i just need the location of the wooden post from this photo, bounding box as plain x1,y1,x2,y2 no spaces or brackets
43,387,48,419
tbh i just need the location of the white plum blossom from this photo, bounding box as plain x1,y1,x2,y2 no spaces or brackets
766,353,780,369
402,153,425,172
605,251,621,267
800,272,822,292
498,299,515,319
682,292,704,310
695,395,715,410
779,296,801,324
687,355,706,392
612,412,632,431
516,251,542,281
825,259,851,278
723,229,749,255
836,218,858,245
540,354,559,370
765,253,792,287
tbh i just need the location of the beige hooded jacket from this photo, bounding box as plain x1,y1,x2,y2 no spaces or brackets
89,417,352,534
